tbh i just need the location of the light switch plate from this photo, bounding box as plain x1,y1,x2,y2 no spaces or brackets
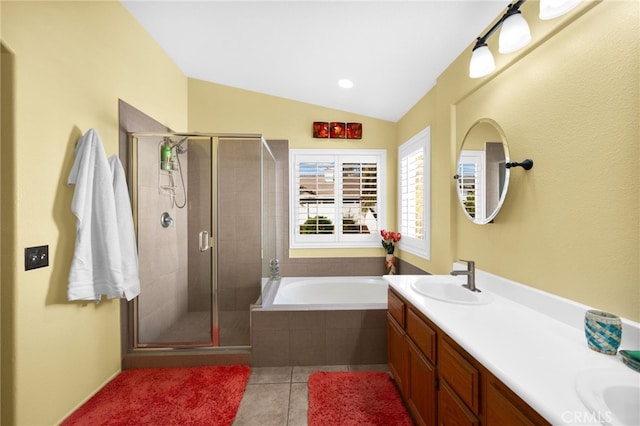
25,245,49,271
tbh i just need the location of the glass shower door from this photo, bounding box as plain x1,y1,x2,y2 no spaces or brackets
132,135,214,347
128,133,273,350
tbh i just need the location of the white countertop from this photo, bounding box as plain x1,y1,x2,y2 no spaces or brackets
384,268,640,425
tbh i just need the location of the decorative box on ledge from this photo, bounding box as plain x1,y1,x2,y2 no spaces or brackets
313,122,362,139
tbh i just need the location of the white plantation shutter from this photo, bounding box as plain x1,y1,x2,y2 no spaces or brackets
296,160,336,236
290,150,386,248
457,150,485,222
400,150,424,238
398,128,430,259
341,161,378,235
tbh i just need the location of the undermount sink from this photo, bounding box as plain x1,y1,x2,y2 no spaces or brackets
576,369,640,425
410,276,493,305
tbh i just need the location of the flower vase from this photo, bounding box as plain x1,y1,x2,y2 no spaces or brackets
385,253,397,275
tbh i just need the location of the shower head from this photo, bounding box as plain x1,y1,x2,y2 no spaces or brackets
170,136,188,154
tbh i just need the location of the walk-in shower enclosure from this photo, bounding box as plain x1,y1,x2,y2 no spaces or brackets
126,133,276,349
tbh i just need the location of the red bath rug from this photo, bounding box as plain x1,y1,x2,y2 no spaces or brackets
308,371,413,425
62,365,250,426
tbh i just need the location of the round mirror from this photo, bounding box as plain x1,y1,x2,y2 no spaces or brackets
456,118,510,224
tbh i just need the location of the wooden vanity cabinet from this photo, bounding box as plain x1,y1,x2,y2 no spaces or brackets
388,289,437,425
387,287,550,426
387,289,409,397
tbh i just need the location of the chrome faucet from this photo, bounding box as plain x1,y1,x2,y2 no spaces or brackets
450,259,480,292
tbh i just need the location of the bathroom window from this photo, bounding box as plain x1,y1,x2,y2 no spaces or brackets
290,149,386,248
398,127,430,259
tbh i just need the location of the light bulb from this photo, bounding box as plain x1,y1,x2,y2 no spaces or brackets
469,45,496,79
539,0,580,20
498,12,531,54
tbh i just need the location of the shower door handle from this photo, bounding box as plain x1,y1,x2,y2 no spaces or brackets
199,231,211,252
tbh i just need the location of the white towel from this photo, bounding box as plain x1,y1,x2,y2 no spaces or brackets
67,129,137,301
109,155,141,301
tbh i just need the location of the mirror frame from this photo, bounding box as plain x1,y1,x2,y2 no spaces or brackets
456,118,511,224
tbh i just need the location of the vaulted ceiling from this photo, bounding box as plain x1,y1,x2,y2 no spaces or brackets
122,1,506,122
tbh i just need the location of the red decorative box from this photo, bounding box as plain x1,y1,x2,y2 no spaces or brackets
313,122,329,138
347,123,362,139
330,122,346,139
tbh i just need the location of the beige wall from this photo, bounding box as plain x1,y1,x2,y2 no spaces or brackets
399,0,639,321
1,2,5,422
188,79,397,259
396,88,454,273
1,2,187,424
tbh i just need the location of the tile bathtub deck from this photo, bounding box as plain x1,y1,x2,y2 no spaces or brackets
233,364,390,426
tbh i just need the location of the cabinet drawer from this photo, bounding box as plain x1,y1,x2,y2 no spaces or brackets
406,307,436,363
438,337,480,414
388,289,406,327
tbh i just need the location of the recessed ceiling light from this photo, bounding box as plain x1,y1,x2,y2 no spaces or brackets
338,79,354,89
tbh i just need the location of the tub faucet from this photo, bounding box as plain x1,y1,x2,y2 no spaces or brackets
450,259,479,292
269,259,280,280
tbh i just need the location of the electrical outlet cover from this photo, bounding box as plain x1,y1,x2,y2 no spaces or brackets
25,245,49,270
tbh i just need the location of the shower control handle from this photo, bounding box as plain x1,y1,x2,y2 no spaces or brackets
199,231,211,252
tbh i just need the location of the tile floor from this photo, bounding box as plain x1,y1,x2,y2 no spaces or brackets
232,364,391,426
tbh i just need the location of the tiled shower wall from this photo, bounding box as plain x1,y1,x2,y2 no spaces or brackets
136,138,189,342
217,140,263,312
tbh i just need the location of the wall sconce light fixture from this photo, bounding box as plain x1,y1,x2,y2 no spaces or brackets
539,0,581,20
469,0,581,78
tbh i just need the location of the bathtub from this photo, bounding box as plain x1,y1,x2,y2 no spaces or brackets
263,276,388,309
251,276,388,366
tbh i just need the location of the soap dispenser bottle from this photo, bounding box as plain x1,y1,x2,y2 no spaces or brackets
161,141,173,171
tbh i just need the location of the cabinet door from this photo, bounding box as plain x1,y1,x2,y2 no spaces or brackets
485,374,550,426
407,338,436,426
438,381,479,426
388,313,409,398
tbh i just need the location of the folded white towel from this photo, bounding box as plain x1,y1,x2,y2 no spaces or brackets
67,129,134,301
109,155,141,301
